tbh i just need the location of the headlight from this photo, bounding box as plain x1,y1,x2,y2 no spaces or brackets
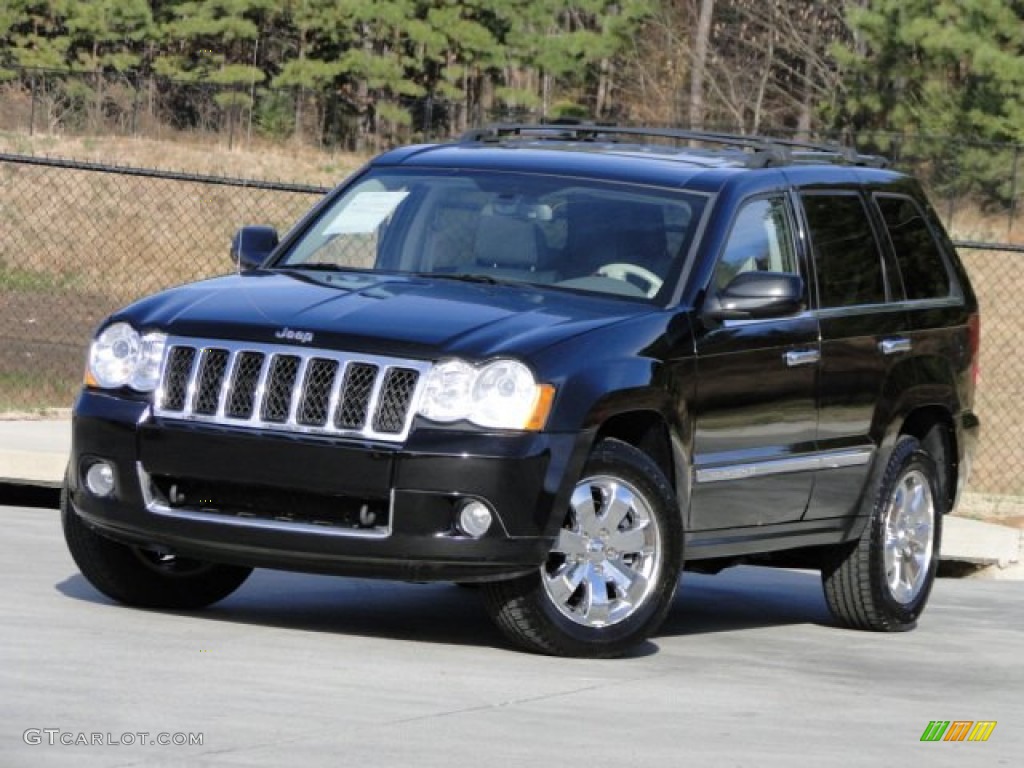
419,358,555,430
86,323,166,392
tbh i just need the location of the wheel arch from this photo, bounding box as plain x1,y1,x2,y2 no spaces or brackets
582,397,693,530
594,411,679,490
898,405,958,515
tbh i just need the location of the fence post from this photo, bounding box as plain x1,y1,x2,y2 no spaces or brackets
29,73,37,136
1009,145,1020,240
131,72,140,137
228,86,236,151
947,142,959,231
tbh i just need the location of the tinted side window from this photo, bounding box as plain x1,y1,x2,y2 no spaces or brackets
802,193,886,307
713,196,798,292
875,195,951,300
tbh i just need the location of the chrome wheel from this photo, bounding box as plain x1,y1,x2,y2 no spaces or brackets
883,469,935,604
542,475,662,628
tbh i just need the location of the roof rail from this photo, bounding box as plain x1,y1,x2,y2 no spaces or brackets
459,123,889,169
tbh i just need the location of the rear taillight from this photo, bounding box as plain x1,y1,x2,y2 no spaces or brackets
967,313,980,388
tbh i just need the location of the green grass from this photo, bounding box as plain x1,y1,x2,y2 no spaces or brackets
0,261,80,292
0,371,77,413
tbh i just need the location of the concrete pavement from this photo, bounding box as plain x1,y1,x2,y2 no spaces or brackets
0,418,69,487
1,504,1021,767
1,417,1021,575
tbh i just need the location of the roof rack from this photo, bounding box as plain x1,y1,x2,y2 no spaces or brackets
459,123,889,169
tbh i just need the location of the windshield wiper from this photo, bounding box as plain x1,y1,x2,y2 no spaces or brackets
278,263,365,273
416,272,508,285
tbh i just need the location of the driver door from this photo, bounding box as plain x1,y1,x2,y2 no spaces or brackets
690,194,820,530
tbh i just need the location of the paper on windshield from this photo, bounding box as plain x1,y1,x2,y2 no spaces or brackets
323,191,410,235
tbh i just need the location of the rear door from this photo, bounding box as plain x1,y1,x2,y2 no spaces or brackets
799,188,909,519
690,194,819,530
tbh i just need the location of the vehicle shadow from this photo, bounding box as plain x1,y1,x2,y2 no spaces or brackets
56,565,836,654
56,570,510,650
660,566,836,637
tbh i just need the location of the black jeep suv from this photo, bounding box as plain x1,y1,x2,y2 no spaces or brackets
64,125,979,657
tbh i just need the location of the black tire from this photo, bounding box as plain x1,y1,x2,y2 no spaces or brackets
821,436,943,631
482,439,683,658
62,481,252,610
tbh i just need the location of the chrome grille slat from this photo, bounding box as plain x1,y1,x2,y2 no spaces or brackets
248,353,274,425
216,350,241,417
286,356,312,426
154,336,429,443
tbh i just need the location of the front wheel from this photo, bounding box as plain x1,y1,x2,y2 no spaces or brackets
483,439,683,657
62,482,252,610
821,436,943,631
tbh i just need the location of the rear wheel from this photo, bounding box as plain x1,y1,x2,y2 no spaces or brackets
483,439,683,657
822,436,943,631
62,481,252,610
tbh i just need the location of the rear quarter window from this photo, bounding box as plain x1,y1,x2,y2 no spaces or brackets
874,194,952,301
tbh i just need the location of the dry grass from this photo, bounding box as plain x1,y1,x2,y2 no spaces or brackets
0,130,365,187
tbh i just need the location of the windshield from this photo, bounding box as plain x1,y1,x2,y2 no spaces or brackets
274,168,708,301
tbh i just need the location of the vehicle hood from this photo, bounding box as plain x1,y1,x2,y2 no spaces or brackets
116,270,652,360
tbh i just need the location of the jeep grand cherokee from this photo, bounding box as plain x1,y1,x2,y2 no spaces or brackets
63,125,979,657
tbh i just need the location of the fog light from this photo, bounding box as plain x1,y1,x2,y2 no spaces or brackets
458,500,493,538
85,462,115,497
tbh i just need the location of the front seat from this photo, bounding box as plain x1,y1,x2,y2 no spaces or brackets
472,216,555,282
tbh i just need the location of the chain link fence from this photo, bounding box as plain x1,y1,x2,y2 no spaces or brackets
0,148,1021,496
956,246,1023,497
0,153,325,413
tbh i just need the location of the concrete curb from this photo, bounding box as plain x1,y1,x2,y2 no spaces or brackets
0,449,66,487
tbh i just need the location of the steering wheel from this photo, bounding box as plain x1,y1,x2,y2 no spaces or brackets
595,263,663,298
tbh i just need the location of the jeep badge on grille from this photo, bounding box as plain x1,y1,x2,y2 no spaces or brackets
275,328,314,344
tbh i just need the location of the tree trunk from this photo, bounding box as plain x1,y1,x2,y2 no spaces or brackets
596,57,612,118
797,17,819,140
689,0,715,131
293,28,308,142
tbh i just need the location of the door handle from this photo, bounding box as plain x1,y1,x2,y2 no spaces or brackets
878,337,912,355
785,348,820,367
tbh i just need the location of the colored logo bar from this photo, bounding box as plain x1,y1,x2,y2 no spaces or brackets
920,721,997,742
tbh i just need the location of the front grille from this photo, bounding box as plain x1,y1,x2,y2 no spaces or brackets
154,336,430,443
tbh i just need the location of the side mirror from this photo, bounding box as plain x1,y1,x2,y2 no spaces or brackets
230,226,279,270
703,271,804,322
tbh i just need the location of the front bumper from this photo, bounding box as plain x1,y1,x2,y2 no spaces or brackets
68,389,584,582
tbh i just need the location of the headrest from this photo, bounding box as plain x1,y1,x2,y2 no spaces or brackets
473,216,539,268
